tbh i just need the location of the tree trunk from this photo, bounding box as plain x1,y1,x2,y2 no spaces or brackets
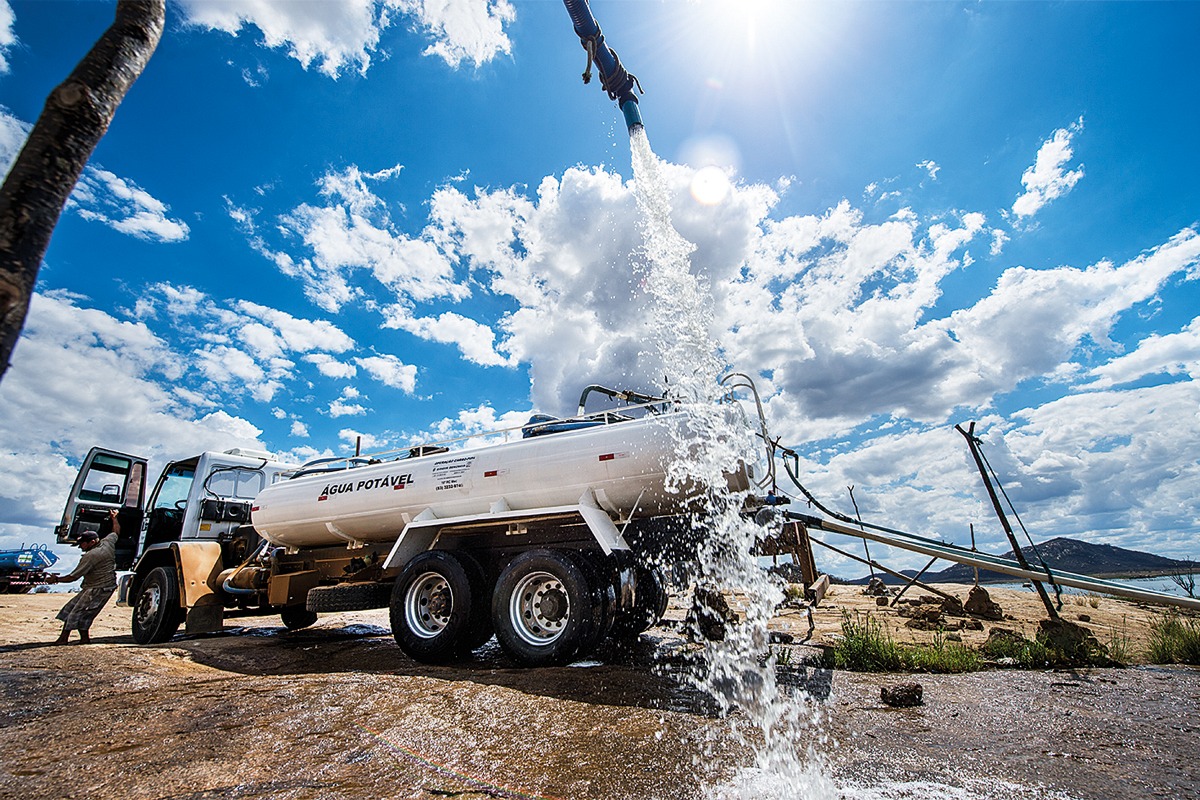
0,0,164,383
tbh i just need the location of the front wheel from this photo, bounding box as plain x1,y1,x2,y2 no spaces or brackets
492,550,600,667
131,565,184,644
390,550,490,663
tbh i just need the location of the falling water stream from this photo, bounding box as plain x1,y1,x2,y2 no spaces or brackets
628,128,838,799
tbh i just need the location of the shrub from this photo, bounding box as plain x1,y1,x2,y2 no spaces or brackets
832,612,982,673
1148,613,1200,665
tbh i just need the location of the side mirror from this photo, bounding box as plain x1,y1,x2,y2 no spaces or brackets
102,484,121,498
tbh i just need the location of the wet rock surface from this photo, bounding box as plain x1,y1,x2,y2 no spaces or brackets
2,593,1198,799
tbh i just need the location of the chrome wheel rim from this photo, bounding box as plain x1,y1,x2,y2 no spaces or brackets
136,582,161,628
509,570,569,647
405,571,453,639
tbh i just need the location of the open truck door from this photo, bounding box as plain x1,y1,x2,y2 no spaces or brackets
55,447,147,570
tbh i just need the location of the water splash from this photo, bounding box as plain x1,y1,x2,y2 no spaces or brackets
628,128,837,799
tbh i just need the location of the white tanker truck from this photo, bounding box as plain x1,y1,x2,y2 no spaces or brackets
55,383,775,666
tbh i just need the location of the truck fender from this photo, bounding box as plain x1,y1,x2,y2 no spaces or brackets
127,541,223,610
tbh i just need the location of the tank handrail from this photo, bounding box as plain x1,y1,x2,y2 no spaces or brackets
301,397,677,476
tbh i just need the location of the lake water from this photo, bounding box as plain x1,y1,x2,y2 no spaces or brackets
979,573,1198,599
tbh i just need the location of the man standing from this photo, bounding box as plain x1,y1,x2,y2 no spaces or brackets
48,509,120,644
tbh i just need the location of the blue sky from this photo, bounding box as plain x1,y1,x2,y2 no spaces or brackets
1,0,1197,575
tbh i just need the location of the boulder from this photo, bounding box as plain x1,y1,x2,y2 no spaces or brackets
965,586,1004,620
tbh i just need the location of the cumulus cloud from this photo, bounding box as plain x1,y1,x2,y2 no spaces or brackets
244,165,468,313
70,167,190,242
393,0,515,68
0,1,14,75
179,0,515,78
134,283,357,405
0,292,267,551
356,353,418,393
1011,118,1085,220
1086,316,1200,389
916,159,940,180
382,305,515,367
0,106,30,177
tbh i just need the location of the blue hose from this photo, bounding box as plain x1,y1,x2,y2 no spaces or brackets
562,0,643,131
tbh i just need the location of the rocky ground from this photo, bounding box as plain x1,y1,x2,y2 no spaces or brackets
1,585,1197,800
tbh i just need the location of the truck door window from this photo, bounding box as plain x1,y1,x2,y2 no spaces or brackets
78,454,133,503
205,468,265,500
153,465,195,509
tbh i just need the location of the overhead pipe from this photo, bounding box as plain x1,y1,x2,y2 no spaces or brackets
561,0,644,132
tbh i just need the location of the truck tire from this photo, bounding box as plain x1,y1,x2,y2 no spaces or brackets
131,565,184,644
570,553,616,657
611,566,669,638
390,550,490,663
492,549,602,667
280,606,318,630
306,582,390,613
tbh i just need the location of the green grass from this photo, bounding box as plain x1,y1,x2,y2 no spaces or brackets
1147,613,1200,665
830,611,983,673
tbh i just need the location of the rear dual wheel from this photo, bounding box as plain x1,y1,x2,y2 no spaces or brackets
492,550,606,667
390,550,492,663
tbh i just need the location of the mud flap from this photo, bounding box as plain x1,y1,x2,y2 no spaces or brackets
185,596,225,635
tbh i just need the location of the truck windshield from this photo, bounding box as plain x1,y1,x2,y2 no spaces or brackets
153,464,195,509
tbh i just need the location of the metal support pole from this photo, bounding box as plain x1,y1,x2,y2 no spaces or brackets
890,556,941,607
956,422,1059,620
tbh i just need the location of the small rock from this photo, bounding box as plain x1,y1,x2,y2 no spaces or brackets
768,630,794,644
875,596,889,607
1077,613,1091,623
940,596,965,617
918,595,939,605
963,619,984,631
687,585,740,642
881,682,924,707
945,632,962,642
864,577,889,596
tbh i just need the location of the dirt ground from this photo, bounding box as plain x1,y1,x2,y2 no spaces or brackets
1,586,1197,800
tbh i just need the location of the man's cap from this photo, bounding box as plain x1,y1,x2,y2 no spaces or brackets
75,531,100,546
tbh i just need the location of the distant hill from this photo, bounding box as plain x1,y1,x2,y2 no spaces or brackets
845,536,1194,585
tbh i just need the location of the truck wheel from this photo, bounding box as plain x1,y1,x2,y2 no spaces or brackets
131,566,184,644
611,566,670,638
390,551,490,663
492,550,601,667
281,607,318,630
570,553,616,657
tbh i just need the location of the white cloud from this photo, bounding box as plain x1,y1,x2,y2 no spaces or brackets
290,420,309,437
1086,316,1200,389
1011,118,1085,220
180,0,388,78
356,353,418,393
180,0,516,78
0,105,30,178
303,352,358,379
916,159,940,180
247,165,469,313
382,305,515,367
329,397,367,417
0,292,267,553
70,167,190,242
989,228,1008,256
0,1,14,74
393,0,515,68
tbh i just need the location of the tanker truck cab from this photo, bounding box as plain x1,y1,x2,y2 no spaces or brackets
56,448,300,643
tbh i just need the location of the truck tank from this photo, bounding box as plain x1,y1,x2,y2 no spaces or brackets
252,410,749,550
